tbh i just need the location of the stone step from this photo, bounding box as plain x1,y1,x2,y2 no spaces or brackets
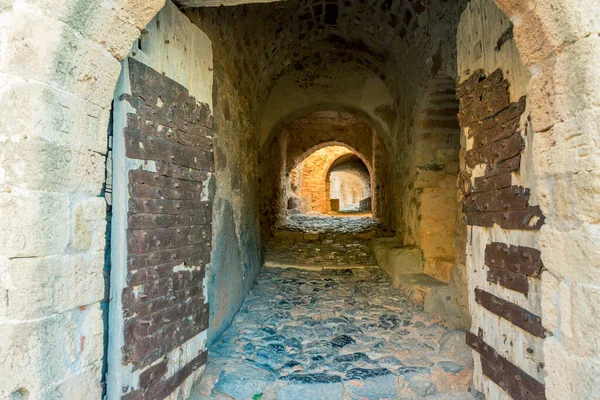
264,228,383,267
371,238,450,307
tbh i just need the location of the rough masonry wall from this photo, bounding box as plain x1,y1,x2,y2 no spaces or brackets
397,73,461,283
283,111,373,172
0,0,164,398
193,15,263,349
457,1,546,398
258,110,386,234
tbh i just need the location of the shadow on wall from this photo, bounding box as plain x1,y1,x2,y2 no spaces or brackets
207,200,243,346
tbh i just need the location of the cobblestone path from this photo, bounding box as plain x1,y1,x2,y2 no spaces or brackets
190,267,475,399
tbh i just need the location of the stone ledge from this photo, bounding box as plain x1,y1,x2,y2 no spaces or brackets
371,238,425,286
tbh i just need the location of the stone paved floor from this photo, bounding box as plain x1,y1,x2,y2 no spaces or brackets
190,267,474,399
279,214,384,234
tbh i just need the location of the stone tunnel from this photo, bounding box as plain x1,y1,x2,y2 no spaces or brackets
1,0,599,399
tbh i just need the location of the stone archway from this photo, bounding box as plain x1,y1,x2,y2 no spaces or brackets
288,144,371,215
1,0,598,399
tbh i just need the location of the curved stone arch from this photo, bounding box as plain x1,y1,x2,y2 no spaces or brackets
290,140,373,177
263,103,393,168
289,142,372,214
259,60,396,150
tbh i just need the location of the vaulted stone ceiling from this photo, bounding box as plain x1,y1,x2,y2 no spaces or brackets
185,0,466,110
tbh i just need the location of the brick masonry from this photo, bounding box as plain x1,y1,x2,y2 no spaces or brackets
458,68,547,398
120,58,213,398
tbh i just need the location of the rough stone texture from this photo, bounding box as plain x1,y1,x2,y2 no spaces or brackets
264,215,388,268
258,111,391,237
190,267,474,400
0,0,167,397
371,238,425,285
2,0,599,397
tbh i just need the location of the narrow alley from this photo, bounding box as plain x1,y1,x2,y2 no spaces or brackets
3,0,598,399
192,222,473,399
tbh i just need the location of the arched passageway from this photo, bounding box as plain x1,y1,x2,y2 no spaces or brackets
2,0,599,399
328,154,372,213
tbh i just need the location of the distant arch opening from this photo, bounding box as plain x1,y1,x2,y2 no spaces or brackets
288,145,372,215
327,154,372,213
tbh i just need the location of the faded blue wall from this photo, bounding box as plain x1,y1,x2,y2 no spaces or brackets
205,64,262,347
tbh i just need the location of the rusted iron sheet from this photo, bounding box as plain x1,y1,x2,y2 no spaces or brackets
458,69,510,125
475,289,546,338
467,330,546,400
473,173,512,193
456,69,485,98
470,96,526,138
487,267,529,295
485,243,543,277
485,155,521,177
466,205,545,230
472,117,520,150
127,242,211,271
126,58,213,129
122,57,214,378
466,134,525,169
122,351,208,400
464,185,530,213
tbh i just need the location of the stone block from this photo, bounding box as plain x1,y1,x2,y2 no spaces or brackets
70,197,107,252
1,251,105,320
528,34,600,131
0,305,104,398
212,362,275,399
397,274,447,306
1,137,106,195
423,258,453,282
278,381,345,400
343,372,398,399
424,286,471,330
0,77,110,153
0,190,70,258
0,7,121,107
40,362,103,399
539,224,600,285
544,336,600,400
571,282,600,357
533,107,600,179
371,238,424,287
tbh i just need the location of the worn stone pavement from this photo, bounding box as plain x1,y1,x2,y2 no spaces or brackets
190,267,475,399
279,214,384,234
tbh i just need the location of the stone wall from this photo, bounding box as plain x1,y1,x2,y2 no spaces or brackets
397,73,461,283
258,110,390,235
282,111,374,173
0,0,165,398
191,11,263,349
457,1,546,398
